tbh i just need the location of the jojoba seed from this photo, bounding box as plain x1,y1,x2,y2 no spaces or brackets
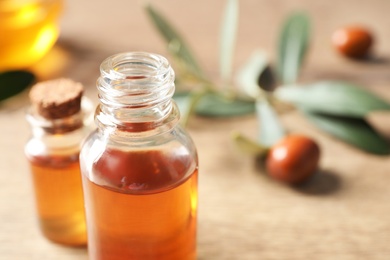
332,26,373,58
266,135,320,185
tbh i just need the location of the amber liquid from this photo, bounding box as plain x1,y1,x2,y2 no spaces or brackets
82,149,198,260
29,154,87,246
0,0,62,70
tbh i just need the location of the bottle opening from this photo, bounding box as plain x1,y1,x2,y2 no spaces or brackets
96,52,178,133
101,52,172,81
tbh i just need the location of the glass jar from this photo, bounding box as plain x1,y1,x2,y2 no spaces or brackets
0,0,63,70
80,52,199,260
25,91,93,246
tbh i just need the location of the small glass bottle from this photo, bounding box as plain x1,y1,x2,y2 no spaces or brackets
0,0,63,70
25,78,93,246
80,52,199,260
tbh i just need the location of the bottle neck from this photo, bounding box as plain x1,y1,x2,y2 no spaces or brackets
95,52,179,135
26,98,94,151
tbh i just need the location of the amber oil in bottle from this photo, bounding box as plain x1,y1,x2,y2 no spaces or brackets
80,52,199,260
0,0,63,70
25,78,93,246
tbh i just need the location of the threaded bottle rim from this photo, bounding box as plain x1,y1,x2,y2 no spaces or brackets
96,52,179,133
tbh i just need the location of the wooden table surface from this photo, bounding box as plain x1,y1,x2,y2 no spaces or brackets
1,0,390,259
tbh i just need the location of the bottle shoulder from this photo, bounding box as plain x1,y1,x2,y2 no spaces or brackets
80,126,198,194
82,125,196,153
25,125,92,158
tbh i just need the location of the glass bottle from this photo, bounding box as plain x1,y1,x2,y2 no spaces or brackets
25,78,93,246
79,52,199,260
0,0,63,70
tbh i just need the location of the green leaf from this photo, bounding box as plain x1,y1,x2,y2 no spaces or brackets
235,49,268,99
277,12,310,84
275,81,390,118
173,88,210,126
145,4,203,78
256,98,285,146
232,131,268,156
0,70,35,101
303,110,390,155
195,92,255,117
219,0,239,83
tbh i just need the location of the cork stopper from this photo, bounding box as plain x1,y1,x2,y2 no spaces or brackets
29,78,84,119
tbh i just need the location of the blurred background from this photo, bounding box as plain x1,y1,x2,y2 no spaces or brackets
3,0,390,91
1,0,390,259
